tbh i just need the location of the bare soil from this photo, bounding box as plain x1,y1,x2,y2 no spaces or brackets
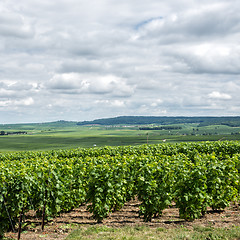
5,200,240,240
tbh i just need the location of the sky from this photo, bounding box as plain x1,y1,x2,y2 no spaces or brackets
0,0,240,123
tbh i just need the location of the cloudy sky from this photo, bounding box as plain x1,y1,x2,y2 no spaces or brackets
0,0,240,123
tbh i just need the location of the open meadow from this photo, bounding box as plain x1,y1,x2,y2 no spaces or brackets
1,121,240,151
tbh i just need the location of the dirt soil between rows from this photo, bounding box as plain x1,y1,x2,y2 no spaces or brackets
5,199,240,240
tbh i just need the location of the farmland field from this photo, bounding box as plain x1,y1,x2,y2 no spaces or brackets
0,121,240,151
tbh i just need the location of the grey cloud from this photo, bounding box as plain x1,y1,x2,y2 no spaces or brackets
0,89,15,98
0,82,40,102
7,82,38,91
47,74,82,90
0,11,34,38
0,81,8,88
165,45,240,75
70,45,100,58
58,60,106,74
136,2,240,42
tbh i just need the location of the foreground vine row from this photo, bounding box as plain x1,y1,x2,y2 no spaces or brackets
0,141,240,238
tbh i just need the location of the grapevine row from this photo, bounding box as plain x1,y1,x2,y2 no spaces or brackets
0,141,239,238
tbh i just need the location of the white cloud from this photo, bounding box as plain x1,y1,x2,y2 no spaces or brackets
47,73,82,90
18,97,34,106
47,73,135,97
0,100,8,107
150,99,163,107
208,91,232,100
0,97,34,107
95,99,125,107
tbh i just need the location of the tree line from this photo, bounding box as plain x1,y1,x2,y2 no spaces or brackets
0,131,27,135
77,116,240,126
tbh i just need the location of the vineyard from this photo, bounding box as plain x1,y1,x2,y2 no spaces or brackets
0,141,240,239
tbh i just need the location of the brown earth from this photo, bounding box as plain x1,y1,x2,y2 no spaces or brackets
5,200,240,240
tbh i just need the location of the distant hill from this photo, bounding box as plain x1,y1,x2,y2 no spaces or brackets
0,120,77,130
2,117,240,128
77,116,240,127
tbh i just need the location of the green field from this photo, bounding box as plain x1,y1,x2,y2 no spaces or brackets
0,121,240,151
66,225,240,240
